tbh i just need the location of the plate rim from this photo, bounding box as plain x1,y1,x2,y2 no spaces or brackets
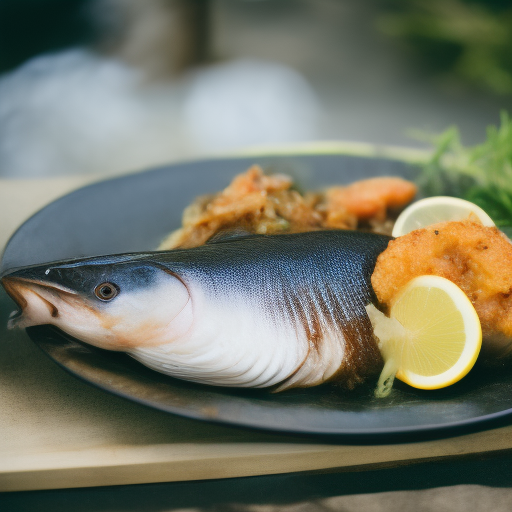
5,148,512,441
1,141,429,271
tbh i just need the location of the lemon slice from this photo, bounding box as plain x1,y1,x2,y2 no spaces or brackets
392,196,495,238
366,275,482,397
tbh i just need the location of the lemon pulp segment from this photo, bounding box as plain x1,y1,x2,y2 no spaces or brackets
392,196,495,238
368,275,482,394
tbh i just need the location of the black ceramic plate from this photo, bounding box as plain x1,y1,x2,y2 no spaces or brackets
2,151,512,440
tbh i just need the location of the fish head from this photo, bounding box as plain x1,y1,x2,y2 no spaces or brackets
1,256,193,350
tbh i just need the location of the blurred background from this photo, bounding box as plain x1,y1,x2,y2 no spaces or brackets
1,0,512,178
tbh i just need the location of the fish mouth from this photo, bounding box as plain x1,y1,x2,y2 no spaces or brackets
1,275,77,329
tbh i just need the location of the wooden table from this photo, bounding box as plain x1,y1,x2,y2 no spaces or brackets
1,174,512,496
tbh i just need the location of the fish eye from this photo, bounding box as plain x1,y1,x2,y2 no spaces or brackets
94,282,119,301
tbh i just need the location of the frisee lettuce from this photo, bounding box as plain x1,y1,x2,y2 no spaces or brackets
419,112,512,230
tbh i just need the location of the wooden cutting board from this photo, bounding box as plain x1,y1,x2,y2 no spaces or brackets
1,175,512,493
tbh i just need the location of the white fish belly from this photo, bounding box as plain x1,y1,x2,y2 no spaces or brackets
128,295,311,388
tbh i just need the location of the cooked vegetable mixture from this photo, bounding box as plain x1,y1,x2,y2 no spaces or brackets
159,165,417,250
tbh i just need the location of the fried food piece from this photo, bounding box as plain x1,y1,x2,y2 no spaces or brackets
372,221,512,358
324,177,417,222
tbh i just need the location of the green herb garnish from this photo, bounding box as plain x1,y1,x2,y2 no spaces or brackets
419,112,512,231
377,0,512,95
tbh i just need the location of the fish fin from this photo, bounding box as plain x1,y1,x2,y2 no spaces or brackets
206,228,261,244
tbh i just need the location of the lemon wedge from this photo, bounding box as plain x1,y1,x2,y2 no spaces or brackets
366,275,482,397
392,196,495,238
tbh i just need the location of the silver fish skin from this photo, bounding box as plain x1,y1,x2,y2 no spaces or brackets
1,230,391,390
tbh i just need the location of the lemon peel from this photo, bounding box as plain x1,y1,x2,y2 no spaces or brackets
392,196,495,238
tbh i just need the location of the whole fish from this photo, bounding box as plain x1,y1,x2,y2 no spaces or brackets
1,230,391,391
